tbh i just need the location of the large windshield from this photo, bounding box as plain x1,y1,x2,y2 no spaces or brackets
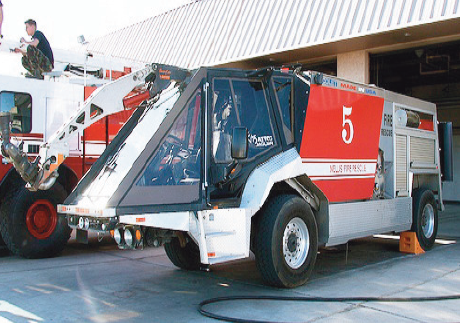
137,89,202,186
78,83,181,207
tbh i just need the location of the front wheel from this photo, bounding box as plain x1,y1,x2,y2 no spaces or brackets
164,236,201,270
254,194,318,288
411,189,438,251
0,183,71,258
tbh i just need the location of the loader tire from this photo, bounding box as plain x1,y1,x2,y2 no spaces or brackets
411,189,438,251
254,194,318,288
0,183,72,258
164,237,201,270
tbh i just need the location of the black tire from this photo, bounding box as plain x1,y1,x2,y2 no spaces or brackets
0,183,72,258
164,237,201,270
411,189,438,251
254,194,318,288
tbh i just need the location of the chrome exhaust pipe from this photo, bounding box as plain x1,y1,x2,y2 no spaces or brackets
0,111,41,190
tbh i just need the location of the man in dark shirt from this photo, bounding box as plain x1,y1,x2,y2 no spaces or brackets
15,19,54,79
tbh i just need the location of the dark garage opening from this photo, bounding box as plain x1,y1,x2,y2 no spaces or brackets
370,40,460,135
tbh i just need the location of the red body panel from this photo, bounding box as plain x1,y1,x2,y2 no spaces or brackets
419,119,434,131
83,110,133,142
83,86,134,142
0,164,13,181
300,85,385,202
0,85,133,185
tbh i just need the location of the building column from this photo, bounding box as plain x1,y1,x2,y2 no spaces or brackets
337,50,370,84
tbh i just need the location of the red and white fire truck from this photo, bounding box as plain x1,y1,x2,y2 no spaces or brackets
0,40,143,258
2,63,453,288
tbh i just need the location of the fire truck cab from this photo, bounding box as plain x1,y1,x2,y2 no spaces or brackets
54,65,450,288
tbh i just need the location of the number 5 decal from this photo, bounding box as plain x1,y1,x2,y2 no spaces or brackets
342,106,354,144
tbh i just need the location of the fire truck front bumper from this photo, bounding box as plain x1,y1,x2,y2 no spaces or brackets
58,204,118,233
58,204,192,249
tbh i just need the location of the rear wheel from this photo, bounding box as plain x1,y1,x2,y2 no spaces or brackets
0,183,72,258
164,236,201,270
254,194,318,288
411,189,438,251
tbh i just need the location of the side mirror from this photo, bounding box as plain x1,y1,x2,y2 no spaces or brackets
231,127,248,159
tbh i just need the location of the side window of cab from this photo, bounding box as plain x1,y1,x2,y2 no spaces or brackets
272,76,293,144
0,91,32,133
212,78,277,163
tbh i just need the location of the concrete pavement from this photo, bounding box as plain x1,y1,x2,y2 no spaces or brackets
0,203,459,322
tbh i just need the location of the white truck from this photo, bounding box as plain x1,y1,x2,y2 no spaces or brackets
2,63,453,288
0,40,141,258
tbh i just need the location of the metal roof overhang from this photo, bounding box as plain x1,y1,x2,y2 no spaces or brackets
87,0,460,69
224,17,460,68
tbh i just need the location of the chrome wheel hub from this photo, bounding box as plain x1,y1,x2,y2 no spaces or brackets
283,217,309,269
421,203,435,238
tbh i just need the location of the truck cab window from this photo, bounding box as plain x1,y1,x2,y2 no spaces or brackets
137,89,202,186
0,91,32,133
212,79,237,163
212,78,276,163
273,76,293,144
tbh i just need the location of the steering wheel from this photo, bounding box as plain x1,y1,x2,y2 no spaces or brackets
166,134,182,145
155,135,184,185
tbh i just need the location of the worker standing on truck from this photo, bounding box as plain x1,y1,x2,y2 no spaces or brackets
14,19,54,79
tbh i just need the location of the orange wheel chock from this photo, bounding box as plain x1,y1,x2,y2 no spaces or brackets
399,231,425,254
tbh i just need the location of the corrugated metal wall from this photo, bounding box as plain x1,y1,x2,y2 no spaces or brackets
88,0,460,69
